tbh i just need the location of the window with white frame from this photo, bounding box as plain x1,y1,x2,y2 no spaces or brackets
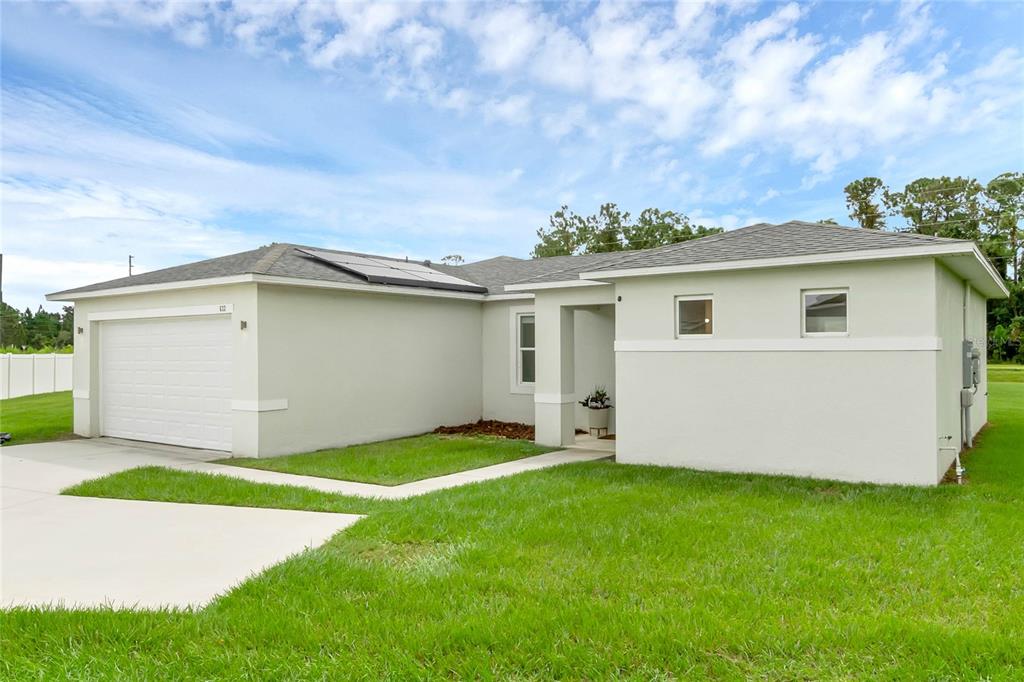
517,313,536,384
676,295,713,336
802,289,848,335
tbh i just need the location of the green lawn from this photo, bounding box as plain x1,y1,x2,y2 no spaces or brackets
2,383,1022,678
0,391,74,445
64,466,385,515
989,363,1024,383
217,433,556,485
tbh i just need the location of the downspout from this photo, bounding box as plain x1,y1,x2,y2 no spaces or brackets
939,441,962,484
962,282,970,449
949,280,974,484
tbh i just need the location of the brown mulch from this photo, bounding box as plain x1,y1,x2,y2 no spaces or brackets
434,419,535,440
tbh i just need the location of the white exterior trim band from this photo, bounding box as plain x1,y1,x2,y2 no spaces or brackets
615,337,943,353
72,389,89,399
231,399,289,412
485,293,535,301
89,304,234,321
505,279,609,293
48,274,488,302
48,276,252,301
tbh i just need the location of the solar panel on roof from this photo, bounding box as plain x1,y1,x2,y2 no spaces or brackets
296,248,487,294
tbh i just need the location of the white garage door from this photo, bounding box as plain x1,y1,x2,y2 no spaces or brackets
100,315,233,451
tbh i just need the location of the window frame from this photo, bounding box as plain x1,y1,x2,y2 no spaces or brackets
674,294,715,338
801,287,850,338
509,306,536,393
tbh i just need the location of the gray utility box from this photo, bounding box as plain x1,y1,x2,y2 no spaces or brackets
962,340,981,389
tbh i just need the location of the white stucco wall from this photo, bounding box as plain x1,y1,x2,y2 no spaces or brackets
255,284,483,456
613,258,944,485
934,263,990,479
482,299,616,431
968,285,988,434
481,299,535,424
934,262,964,475
67,283,260,455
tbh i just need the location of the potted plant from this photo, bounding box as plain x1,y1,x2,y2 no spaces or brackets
579,386,613,435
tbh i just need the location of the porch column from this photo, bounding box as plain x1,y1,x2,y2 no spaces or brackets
534,302,575,447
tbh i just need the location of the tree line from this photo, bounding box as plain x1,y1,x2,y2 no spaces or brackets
0,303,75,353
843,173,1022,361
532,204,723,257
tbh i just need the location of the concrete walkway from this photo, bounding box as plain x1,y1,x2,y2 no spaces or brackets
176,448,610,499
1,438,609,608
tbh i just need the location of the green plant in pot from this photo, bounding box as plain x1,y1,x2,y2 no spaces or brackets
579,386,613,434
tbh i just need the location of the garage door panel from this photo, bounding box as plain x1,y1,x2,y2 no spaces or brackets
101,316,232,451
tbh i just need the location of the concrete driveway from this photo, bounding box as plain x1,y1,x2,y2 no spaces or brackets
1,439,361,609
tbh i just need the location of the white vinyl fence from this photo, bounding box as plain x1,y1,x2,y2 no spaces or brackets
1,354,73,399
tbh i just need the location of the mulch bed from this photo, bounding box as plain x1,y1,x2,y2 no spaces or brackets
434,419,535,440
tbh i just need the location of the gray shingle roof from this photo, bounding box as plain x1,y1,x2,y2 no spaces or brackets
48,221,972,299
508,221,970,285
432,251,628,293
48,244,364,297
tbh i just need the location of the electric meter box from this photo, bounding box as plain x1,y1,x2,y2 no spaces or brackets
962,340,975,389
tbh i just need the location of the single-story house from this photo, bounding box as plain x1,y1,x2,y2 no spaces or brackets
48,221,1008,486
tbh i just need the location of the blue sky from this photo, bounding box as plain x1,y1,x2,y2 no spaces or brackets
2,0,1022,311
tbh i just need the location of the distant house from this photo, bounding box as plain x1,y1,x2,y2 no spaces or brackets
48,221,1007,485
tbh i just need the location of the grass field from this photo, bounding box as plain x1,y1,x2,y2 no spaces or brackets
2,382,1022,679
0,391,74,445
218,433,555,485
988,363,1024,383
65,466,385,515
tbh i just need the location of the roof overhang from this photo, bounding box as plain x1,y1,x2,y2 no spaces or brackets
503,279,610,293
47,275,254,301
47,273,491,302
483,292,535,301
576,243,1008,299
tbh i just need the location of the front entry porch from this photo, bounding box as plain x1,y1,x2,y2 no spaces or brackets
532,284,617,450
568,432,616,454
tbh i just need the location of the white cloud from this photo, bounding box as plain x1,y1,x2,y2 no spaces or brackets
531,27,590,90
469,4,543,72
58,0,1022,178
0,81,548,308
439,87,473,113
696,0,1019,179
24,0,1024,237
484,94,532,125
394,21,443,68
757,188,780,204
649,158,680,184
541,104,591,140
70,0,213,46
674,1,716,34
304,3,416,68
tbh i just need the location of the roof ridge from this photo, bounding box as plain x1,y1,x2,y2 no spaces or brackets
806,222,970,244
502,251,621,287
251,243,293,274
505,223,784,285
595,222,777,273
297,244,434,266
